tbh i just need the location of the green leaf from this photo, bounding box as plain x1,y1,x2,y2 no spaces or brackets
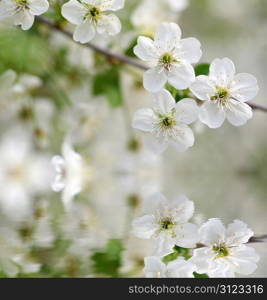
162,245,191,264
194,63,210,76
92,68,123,108
124,37,138,58
193,272,209,278
91,239,124,277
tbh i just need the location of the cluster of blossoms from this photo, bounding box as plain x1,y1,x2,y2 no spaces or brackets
0,0,264,279
132,22,259,153
132,192,259,278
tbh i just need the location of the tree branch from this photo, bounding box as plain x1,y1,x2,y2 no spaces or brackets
36,16,267,113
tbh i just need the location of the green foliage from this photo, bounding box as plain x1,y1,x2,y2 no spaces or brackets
194,63,210,76
0,28,50,75
193,272,209,278
92,67,123,107
91,239,124,277
162,245,191,264
125,37,138,58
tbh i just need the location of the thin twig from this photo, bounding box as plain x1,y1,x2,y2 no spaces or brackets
36,16,267,113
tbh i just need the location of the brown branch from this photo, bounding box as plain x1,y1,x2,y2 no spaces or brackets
36,16,267,113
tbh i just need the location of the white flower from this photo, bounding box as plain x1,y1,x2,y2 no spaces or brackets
0,129,51,220
190,58,259,128
144,256,196,278
190,219,259,277
134,22,202,92
131,0,188,35
61,0,124,44
0,0,49,30
51,139,93,210
132,89,199,154
132,192,199,256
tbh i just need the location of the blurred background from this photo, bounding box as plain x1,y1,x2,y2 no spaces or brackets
0,0,266,277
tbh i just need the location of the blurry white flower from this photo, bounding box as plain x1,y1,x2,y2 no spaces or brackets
0,129,51,220
191,219,259,277
132,192,199,256
134,22,202,92
131,0,188,35
144,256,195,278
0,0,49,30
190,58,259,128
61,203,107,258
61,0,124,43
51,140,93,209
132,90,199,154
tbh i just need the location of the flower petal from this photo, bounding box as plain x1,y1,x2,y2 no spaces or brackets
28,0,49,16
179,37,202,64
73,21,96,43
190,75,216,101
100,0,125,11
209,57,236,87
132,108,156,132
168,63,195,90
174,222,199,248
97,14,121,36
171,195,194,223
61,0,84,25
167,258,196,278
230,73,259,102
226,220,254,246
170,124,195,152
14,10,35,30
132,215,158,239
154,22,181,52
199,101,226,128
226,101,252,126
199,218,226,246
175,98,199,124
144,256,166,278
153,89,176,115
143,67,167,92
133,36,158,62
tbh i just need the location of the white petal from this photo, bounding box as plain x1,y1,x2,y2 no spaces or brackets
144,256,166,278
190,75,216,101
230,73,259,102
143,67,167,92
73,21,96,43
190,248,211,274
133,36,158,61
199,218,225,246
179,37,202,64
199,101,226,128
28,0,49,16
154,233,176,256
153,89,176,115
175,98,199,124
168,63,195,90
51,155,65,173
229,245,259,275
226,220,254,246
0,1,15,19
132,215,158,239
61,0,84,25
143,134,168,154
171,195,194,223
132,108,156,132
100,0,124,11
97,14,121,36
174,223,199,248
14,10,34,30
154,22,181,52
143,192,168,214
167,258,196,278
170,124,195,152
226,101,252,126
209,57,236,87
